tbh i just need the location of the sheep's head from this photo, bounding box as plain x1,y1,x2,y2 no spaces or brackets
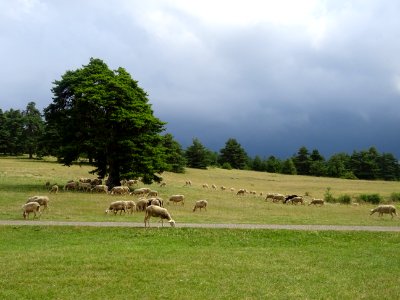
168,219,176,227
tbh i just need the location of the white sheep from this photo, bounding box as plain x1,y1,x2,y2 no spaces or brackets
168,194,185,205
370,205,397,219
49,184,59,194
27,196,49,211
236,189,246,196
111,186,130,195
309,199,325,206
64,181,78,191
135,198,149,212
193,200,208,212
144,205,175,227
124,201,136,214
22,202,41,219
91,184,108,193
105,201,127,215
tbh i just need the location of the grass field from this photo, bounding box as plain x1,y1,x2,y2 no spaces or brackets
1,156,400,225
1,156,400,299
1,226,400,300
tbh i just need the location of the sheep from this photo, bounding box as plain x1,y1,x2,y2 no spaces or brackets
105,201,127,215
309,199,325,206
111,186,130,195
202,184,209,189
131,187,150,196
185,180,192,186
272,194,285,203
27,196,49,211
22,202,41,219
78,182,92,192
284,194,299,204
124,201,136,214
91,184,108,193
370,205,397,219
136,198,149,212
211,184,217,190
265,193,275,201
193,200,208,212
220,186,226,191
168,194,185,205
49,184,59,194
236,189,246,196
148,190,158,197
144,205,175,227
64,181,78,191
159,182,166,187
286,196,304,205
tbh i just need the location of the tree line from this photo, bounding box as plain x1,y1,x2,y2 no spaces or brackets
1,103,399,181
1,58,399,185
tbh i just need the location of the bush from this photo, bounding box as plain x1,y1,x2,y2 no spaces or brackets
324,187,336,203
390,192,400,202
222,162,232,170
337,194,352,205
358,194,382,204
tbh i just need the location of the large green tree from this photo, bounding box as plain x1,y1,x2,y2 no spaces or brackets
218,138,248,170
43,58,166,187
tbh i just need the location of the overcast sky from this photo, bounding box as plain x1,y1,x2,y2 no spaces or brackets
1,0,400,159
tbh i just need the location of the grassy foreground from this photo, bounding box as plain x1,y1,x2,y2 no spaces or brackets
1,226,400,300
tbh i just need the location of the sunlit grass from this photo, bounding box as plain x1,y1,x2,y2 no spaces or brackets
0,156,400,225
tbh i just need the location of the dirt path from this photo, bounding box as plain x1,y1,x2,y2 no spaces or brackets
1,220,400,232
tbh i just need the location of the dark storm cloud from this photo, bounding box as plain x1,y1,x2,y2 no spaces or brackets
1,0,400,158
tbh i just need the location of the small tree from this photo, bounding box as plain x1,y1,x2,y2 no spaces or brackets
218,138,248,170
22,102,44,159
185,138,209,169
162,133,186,173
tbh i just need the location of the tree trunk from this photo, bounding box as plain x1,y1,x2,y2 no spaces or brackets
106,159,121,189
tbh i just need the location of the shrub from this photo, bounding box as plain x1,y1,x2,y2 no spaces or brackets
358,194,382,204
337,194,352,205
390,192,400,202
324,187,336,203
222,162,232,170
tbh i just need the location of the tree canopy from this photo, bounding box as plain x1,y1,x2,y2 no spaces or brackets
43,58,166,186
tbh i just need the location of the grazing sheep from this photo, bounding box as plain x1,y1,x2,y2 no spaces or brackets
78,182,92,192
286,196,304,205
211,184,217,190
136,198,149,212
124,201,136,214
64,181,78,191
185,180,192,186
27,196,49,211
132,187,150,196
272,194,285,203
370,205,397,219
111,186,130,195
309,199,325,206
106,201,127,215
148,190,158,197
236,189,246,196
22,202,41,219
284,194,299,204
159,182,166,187
144,205,175,227
220,186,226,191
49,185,59,194
91,184,108,193
230,188,235,192
193,200,208,212
202,184,209,189
168,194,185,205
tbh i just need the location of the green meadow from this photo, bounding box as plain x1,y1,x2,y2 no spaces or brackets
1,156,400,299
